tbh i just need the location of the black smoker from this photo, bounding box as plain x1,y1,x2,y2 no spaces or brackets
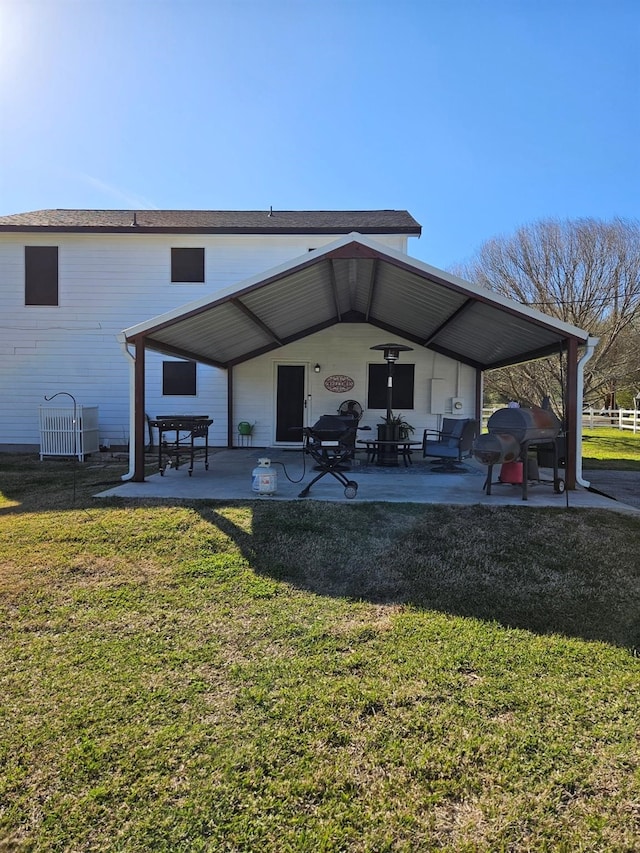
473,406,565,500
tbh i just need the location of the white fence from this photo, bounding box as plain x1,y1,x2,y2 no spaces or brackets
581,408,640,432
39,405,100,461
482,407,640,433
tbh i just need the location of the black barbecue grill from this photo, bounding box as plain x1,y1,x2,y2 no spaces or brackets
473,406,565,500
298,414,359,499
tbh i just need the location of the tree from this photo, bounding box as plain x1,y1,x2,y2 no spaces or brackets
456,218,640,413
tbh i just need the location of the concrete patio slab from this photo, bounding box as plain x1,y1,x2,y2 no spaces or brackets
95,449,640,514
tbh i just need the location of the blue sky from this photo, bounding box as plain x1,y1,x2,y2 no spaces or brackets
1,0,638,268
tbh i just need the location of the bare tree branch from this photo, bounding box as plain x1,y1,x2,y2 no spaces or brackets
456,218,640,408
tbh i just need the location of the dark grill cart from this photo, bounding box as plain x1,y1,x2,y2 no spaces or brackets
298,415,359,499
149,416,213,476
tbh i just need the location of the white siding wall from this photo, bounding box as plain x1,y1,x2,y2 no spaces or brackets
0,231,410,449
233,325,476,447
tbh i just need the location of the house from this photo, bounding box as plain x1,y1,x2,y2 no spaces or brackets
0,208,595,489
0,208,419,448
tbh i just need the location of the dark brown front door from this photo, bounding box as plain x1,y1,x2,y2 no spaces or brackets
276,364,305,442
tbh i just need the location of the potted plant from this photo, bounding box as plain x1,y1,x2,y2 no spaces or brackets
377,412,415,442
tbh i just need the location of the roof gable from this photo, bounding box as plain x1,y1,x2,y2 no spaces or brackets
122,233,590,371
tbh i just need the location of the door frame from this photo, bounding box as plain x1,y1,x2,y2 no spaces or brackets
273,361,309,445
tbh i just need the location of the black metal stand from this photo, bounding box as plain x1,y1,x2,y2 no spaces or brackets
484,438,564,500
376,424,401,466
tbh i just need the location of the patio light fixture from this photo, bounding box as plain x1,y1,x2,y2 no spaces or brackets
370,342,413,422
314,363,321,373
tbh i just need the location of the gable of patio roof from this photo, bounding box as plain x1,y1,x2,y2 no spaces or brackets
122,233,590,371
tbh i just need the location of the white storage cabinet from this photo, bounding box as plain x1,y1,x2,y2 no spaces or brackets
39,405,100,462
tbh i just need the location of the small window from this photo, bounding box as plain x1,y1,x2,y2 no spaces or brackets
162,361,197,396
25,246,58,305
367,363,415,410
171,248,204,282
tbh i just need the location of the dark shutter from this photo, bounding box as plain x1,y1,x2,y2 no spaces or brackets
25,246,58,305
171,248,205,282
162,361,197,396
367,363,415,410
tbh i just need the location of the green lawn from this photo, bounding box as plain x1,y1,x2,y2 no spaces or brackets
0,454,639,852
582,427,640,471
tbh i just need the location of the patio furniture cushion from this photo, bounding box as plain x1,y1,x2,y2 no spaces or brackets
441,417,465,448
423,418,477,461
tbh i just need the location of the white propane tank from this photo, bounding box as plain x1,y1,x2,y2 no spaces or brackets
252,458,277,495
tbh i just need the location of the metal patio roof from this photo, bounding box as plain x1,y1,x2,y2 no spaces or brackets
122,234,590,370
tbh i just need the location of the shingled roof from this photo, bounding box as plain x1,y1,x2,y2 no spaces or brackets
0,209,421,235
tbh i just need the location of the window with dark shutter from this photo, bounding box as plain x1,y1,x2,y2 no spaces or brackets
162,361,197,396
25,246,58,305
171,248,205,282
367,363,415,410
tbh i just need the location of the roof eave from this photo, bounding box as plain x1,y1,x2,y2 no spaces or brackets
0,225,421,236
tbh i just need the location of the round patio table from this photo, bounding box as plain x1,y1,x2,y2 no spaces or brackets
357,439,421,467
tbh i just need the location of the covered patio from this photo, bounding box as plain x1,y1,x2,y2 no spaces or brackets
119,233,597,490
96,448,637,513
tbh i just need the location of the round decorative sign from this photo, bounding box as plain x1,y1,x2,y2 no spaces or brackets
324,374,355,393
